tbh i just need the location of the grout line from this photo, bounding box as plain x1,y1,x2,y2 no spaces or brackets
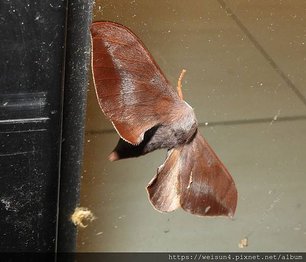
86,128,115,135
85,115,306,135
217,0,306,107
198,115,306,127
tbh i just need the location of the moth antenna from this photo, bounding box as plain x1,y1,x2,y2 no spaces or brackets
177,69,186,100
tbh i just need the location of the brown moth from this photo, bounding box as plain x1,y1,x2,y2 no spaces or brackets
90,21,237,217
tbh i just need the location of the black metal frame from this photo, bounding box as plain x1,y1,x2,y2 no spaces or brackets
0,0,93,252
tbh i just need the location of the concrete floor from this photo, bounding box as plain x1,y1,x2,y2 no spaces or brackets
77,0,306,251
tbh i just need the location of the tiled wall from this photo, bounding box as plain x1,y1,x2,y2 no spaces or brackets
77,0,306,251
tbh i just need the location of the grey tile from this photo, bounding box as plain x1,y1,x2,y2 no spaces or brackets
223,0,306,100
80,0,306,252
78,120,306,251
87,0,306,133
85,76,113,132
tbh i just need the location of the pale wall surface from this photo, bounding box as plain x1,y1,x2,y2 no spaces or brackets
77,0,306,251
